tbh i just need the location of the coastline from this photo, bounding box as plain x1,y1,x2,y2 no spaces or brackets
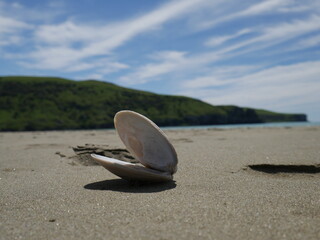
161,121,320,130
1,126,319,239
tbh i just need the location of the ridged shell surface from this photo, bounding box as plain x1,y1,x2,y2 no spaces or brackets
114,111,178,174
91,154,173,182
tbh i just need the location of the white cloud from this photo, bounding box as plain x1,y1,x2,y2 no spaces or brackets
120,51,188,84
20,48,129,77
260,15,320,41
0,15,32,46
197,0,320,30
120,14,320,85
0,0,65,22
78,73,104,80
184,76,226,88
295,34,320,49
119,50,226,84
65,59,129,73
5,0,319,76
34,21,103,45
277,0,320,13
150,51,188,61
20,0,209,72
213,14,320,56
180,61,320,119
0,15,31,33
184,65,260,88
238,0,290,16
204,29,251,47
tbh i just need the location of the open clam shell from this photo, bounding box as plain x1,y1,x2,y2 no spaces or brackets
91,110,178,182
91,154,173,182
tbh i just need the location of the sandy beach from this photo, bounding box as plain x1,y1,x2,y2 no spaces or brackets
1,126,319,240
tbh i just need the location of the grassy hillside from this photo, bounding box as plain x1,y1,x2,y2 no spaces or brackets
254,109,307,122
0,76,307,131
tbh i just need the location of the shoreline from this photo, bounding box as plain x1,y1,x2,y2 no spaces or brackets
1,120,319,134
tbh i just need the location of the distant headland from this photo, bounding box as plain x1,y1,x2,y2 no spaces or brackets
0,76,307,131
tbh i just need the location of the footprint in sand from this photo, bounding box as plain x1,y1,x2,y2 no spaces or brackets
68,144,138,166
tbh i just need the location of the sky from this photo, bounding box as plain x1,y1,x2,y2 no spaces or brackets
1,0,320,121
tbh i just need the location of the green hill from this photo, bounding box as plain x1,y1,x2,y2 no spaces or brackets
0,76,307,131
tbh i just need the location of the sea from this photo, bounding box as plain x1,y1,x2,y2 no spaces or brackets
161,121,320,130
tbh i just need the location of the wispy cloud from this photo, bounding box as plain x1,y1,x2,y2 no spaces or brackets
183,65,260,88
0,15,32,46
238,0,291,16
65,58,129,73
15,0,210,73
293,34,320,50
0,0,65,22
120,51,190,84
0,16,31,32
214,14,320,57
3,0,319,74
181,61,320,112
120,13,320,85
204,29,251,47
196,0,320,30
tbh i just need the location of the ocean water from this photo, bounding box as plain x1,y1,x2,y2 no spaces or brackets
161,121,320,130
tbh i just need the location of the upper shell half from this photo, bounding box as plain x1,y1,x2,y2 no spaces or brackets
114,110,178,174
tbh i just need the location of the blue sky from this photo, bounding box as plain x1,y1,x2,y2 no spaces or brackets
1,0,320,121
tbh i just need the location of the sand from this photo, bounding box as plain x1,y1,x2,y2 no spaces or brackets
0,126,319,240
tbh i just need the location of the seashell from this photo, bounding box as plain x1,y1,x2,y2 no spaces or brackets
91,110,178,182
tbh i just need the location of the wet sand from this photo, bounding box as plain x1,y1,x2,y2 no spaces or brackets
0,127,319,239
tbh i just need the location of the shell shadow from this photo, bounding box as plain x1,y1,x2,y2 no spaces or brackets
84,179,176,193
